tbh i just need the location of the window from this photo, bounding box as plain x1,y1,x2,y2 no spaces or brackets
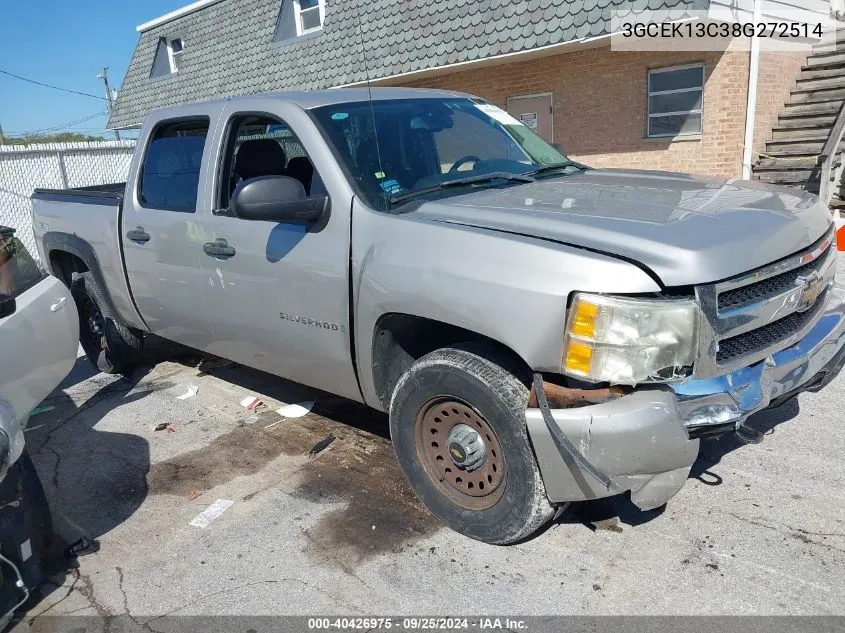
139,119,209,212
275,0,325,41
0,227,45,301
310,98,572,211
216,115,319,213
647,64,704,138
150,37,184,78
294,0,324,34
168,38,183,72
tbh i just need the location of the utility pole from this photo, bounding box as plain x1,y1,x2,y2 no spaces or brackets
97,67,121,141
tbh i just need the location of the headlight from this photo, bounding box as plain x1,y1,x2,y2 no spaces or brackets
562,293,699,385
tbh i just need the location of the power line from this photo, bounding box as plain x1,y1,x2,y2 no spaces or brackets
0,68,106,100
4,111,109,137
27,111,109,135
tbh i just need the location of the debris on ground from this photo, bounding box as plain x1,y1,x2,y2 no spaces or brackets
243,415,259,425
66,537,100,558
264,420,283,431
188,490,202,501
167,425,175,433
154,423,169,432
309,434,336,457
189,499,234,528
240,396,263,411
30,405,56,416
176,384,199,400
276,402,314,418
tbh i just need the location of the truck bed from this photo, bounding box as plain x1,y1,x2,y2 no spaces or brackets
31,182,145,331
32,182,126,204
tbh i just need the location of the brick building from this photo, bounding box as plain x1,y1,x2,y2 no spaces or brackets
108,0,830,182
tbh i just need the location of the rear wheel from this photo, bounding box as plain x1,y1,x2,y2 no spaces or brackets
389,345,554,544
71,272,143,374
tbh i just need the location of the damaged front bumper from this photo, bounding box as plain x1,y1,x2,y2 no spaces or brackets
526,286,845,511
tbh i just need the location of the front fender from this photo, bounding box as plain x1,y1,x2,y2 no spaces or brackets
352,207,661,409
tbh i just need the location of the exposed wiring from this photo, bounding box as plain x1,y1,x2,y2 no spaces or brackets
0,550,30,630
0,69,106,101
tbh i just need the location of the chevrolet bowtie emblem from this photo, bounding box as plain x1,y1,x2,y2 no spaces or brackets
796,272,824,312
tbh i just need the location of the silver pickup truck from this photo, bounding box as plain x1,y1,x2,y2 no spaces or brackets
31,88,845,544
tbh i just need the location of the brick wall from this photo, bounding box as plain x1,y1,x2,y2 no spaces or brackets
400,42,804,181
752,46,808,157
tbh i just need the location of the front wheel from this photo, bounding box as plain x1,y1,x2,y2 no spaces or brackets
389,346,554,544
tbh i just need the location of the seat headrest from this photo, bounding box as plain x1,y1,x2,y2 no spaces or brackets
234,139,287,181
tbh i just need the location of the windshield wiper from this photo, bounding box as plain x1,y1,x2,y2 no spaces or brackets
388,172,535,208
527,161,585,177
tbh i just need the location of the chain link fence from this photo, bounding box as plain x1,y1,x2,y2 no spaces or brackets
0,140,136,259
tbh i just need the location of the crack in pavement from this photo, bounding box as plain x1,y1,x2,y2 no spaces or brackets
142,578,360,621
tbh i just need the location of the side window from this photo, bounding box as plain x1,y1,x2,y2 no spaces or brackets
216,114,321,214
139,118,209,212
0,227,46,301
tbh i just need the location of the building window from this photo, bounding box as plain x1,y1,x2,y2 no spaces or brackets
275,0,326,41
150,37,184,78
168,38,184,73
294,0,325,35
647,64,704,138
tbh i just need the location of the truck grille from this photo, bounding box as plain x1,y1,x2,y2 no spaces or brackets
694,227,836,378
718,253,830,312
716,291,827,364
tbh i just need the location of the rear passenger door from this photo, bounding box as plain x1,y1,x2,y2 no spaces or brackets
121,114,217,350
199,106,360,401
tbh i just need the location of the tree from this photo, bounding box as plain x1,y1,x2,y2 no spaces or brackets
1,132,107,146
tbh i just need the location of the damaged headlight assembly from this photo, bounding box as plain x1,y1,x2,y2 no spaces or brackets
562,293,699,386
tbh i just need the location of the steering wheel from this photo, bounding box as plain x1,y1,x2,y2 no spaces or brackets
449,155,482,174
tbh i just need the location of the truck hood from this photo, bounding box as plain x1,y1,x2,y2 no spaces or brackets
411,169,832,287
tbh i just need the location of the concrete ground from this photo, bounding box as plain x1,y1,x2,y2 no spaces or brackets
11,320,845,624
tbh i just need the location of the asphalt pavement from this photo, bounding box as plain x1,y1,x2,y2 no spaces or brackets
10,279,845,625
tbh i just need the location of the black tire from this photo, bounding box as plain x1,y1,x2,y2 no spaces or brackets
71,272,143,374
389,345,555,545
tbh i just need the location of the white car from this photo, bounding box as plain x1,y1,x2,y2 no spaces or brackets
0,225,78,480
0,225,78,623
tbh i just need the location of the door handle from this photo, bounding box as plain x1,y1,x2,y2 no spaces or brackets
126,227,151,244
203,238,236,260
50,297,67,312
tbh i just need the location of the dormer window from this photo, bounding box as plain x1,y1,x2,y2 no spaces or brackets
150,36,184,78
294,0,324,35
274,0,325,42
168,38,184,73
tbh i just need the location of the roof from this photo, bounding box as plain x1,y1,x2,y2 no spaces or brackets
150,87,474,117
109,0,710,129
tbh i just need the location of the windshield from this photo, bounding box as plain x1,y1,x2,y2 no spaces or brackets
310,97,582,210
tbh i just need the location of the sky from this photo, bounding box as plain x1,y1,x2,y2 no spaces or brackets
0,0,188,139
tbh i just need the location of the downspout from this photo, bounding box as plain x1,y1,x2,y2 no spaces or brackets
742,0,763,180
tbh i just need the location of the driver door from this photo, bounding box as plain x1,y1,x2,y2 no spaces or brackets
199,105,360,401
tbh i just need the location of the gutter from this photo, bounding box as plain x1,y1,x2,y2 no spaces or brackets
742,0,763,181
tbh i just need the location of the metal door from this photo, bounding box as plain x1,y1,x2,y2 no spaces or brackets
121,111,218,350
507,93,554,143
198,100,362,402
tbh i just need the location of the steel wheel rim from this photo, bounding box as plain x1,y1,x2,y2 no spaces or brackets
81,295,105,350
415,398,506,511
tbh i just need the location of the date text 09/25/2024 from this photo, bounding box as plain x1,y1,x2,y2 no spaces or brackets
307,618,528,631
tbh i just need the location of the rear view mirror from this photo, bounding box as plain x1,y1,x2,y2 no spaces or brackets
0,294,15,319
232,175,330,224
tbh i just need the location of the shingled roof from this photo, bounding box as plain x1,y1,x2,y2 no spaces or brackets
109,0,709,129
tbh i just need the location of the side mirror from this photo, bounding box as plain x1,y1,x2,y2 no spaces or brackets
0,294,15,319
231,175,330,224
